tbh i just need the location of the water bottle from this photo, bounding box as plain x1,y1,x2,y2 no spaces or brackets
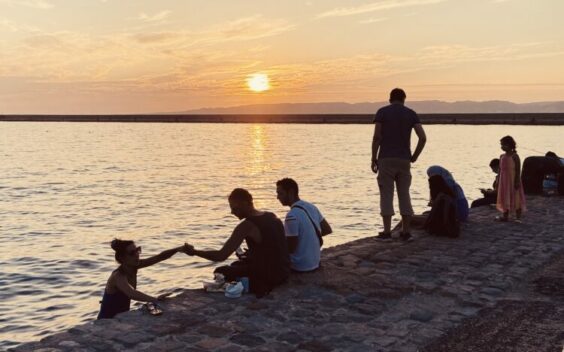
542,173,558,196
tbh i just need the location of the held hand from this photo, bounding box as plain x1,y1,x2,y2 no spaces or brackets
371,160,378,174
183,243,195,256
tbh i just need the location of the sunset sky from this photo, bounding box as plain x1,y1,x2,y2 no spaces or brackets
1,0,563,114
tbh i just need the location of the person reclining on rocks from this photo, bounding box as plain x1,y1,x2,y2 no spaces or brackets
276,178,332,273
184,188,290,297
471,158,500,208
98,239,185,319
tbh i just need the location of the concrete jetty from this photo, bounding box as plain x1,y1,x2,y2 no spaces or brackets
1,113,564,125
11,196,564,352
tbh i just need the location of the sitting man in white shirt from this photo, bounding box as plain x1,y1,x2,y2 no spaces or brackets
276,178,332,272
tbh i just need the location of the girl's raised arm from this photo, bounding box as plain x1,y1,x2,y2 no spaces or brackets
138,245,184,269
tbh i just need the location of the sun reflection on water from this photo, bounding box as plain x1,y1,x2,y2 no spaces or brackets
246,124,271,176
242,124,275,209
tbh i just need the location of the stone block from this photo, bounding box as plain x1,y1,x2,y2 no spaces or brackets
229,333,266,347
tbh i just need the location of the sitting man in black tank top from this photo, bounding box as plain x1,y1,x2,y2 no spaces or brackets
184,188,290,297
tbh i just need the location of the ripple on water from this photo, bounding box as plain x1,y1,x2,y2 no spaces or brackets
70,260,99,269
39,304,74,312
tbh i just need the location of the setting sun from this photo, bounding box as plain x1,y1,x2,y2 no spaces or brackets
247,73,270,93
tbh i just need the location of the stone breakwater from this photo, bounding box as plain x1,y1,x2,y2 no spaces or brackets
2,113,564,125
12,196,564,352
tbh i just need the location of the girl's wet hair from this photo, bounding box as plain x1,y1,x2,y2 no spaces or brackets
500,135,517,151
111,238,134,263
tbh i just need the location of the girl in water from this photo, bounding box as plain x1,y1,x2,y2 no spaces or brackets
496,135,526,222
97,239,185,319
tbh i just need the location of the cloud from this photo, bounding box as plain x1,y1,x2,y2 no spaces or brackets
137,10,171,23
214,15,295,41
0,0,54,9
0,14,296,88
317,0,446,18
129,15,294,47
359,17,388,24
131,32,181,44
415,43,564,65
0,18,40,32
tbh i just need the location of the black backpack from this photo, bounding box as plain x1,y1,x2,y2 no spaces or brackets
424,193,460,238
522,156,562,194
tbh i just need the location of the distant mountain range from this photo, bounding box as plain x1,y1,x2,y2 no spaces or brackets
174,100,564,114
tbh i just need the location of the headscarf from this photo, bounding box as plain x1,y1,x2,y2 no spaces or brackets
427,166,465,200
427,165,469,221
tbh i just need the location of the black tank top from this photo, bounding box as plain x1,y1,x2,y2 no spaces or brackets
245,212,290,296
97,267,135,319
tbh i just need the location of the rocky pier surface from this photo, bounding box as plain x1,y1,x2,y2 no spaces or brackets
12,196,564,352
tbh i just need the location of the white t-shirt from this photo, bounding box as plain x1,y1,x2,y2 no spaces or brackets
284,200,324,272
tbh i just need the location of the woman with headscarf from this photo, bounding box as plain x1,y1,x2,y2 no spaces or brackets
426,165,469,222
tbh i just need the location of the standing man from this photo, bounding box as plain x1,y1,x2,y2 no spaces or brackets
184,188,290,297
276,178,332,272
371,88,427,241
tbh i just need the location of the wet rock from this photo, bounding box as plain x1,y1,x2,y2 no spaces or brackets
195,337,227,350
115,332,155,347
409,310,434,322
229,333,266,347
297,339,333,352
345,293,366,304
197,323,232,338
276,331,304,344
58,341,81,348
480,287,504,296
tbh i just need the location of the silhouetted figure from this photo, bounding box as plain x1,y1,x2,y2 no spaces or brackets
427,166,469,222
522,153,563,194
372,88,427,241
496,136,526,222
97,239,184,319
276,178,332,272
184,188,290,297
471,159,500,208
395,167,462,233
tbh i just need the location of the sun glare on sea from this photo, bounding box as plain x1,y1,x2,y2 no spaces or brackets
246,73,270,92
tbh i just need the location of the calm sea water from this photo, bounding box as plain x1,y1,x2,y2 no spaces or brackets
0,122,562,348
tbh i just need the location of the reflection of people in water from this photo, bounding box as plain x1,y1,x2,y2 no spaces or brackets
97,239,185,319
183,188,290,297
471,158,500,208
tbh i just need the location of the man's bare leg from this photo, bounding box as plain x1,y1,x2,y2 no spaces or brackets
401,215,411,234
383,215,392,234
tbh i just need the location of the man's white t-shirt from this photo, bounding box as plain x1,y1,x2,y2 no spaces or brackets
284,200,324,272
